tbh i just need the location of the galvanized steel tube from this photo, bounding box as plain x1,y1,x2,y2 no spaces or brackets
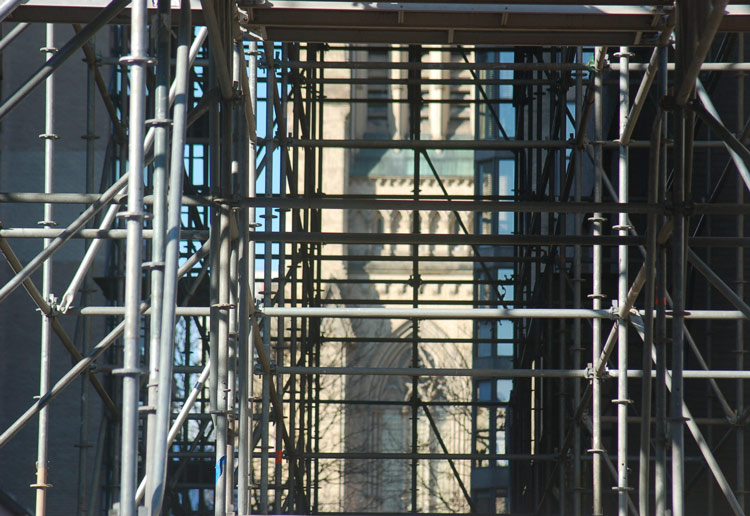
34,24,56,516
572,45,583,516
260,40,275,514
591,45,605,516
120,0,149,513
144,1,171,510
237,38,257,516
671,56,688,516
147,1,190,513
654,43,669,516
616,45,630,516
638,103,661,516
0,21,28,52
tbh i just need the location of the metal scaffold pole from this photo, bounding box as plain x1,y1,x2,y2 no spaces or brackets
261,39,275,514
211,1,234,510
120,0,149,513
146,1,190,513
736,33,746,514
615,45,630,516
671,5,693,512
572,45,583,516
408,43,421,515
591,45,606,516
75,22,97,516
276,43,288,513
33,23,56,516
237,36,257,516
144,0,170,510
637,46,662,516
654,40,669,516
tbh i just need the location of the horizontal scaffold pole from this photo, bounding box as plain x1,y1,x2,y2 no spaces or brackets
260,137,735,150
276,367,750,380
4,229,745,248
4,194,749,216
68,306,749,320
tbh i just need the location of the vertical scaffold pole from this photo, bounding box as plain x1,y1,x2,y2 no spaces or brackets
275,43,289,513
408,44,421,515
671,8,691,510
216,37,233,516
737,33,746,515
572,45,583,516
144,0,170,510
591,46,605,516
616,45,630,516
207,19,224,516
237,38,257,516
218,7,234,508
77,25,96,516
261,40,275,514
34,22,56,516
654,41,669,516
120,0,148,513
148,1,191,513
558,45,568,515
638,45,662,516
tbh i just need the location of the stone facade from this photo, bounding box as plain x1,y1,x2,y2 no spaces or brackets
299,47,478,513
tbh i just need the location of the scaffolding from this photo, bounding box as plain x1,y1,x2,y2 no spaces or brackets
0,1,749,515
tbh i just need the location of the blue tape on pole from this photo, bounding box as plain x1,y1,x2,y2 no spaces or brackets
216,455,226,484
